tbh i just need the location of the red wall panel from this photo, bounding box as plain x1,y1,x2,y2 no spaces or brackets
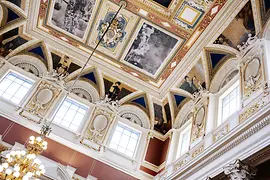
0,116,138,179
144,137,170,167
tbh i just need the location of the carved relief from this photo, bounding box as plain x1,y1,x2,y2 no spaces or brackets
174,153,193,171
22,80,62,118
81,107,115,147
192,145,204,158
213,124,229,142
243,57,262,96
120,112,143,127
174,144,204,171
71,87,93,102
16,63,40,77
224,159,256,180
191,105,206,144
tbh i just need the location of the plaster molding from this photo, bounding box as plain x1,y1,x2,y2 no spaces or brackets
168,104,270,179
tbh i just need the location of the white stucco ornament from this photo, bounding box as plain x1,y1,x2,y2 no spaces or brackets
93,115,108,131
244,58,261,89
36,88,54,105
195,107,205,126
224,159,256,180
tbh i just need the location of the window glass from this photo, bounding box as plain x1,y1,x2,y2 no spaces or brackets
53,98,88,132
0,72,33,104
176,124,191,159
221,84,240,123
109,123,140,158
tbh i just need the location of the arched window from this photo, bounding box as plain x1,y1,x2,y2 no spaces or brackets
210,59,240,126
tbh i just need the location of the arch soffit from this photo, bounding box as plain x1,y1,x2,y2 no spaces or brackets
118,104,150,129
66,80,100,102
173,99,194,129
209,58,238,93
262,17,270,40
8,54,48,77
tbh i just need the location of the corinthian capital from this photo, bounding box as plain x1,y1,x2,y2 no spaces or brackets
224,159,256,180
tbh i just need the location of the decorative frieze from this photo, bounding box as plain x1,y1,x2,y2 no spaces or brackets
174,152,193,171
240,91,270,122
174,144,204,171
213,124,229,142
192,145,204,158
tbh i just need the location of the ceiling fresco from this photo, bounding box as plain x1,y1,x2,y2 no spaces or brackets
34,0,228,88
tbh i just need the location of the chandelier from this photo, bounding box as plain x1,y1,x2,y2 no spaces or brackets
0,124,51,180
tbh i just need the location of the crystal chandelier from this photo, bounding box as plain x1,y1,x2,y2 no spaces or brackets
0,125,51,180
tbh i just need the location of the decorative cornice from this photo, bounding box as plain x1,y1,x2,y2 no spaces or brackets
169,107,270,179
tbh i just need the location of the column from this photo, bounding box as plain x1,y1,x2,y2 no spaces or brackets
264,40,270,82
204,93,217,148
165,130,180,176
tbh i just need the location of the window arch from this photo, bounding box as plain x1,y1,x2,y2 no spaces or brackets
8,55,47,77
210,58,241,126
66,80,99,103
118,104,150,129
209,58,239,93
174,99,194,129
263,17,270,40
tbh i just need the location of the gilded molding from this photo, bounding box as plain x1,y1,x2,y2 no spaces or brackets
21,80,62,118
81,107,115,148
240,91,270,123
213,124,229,142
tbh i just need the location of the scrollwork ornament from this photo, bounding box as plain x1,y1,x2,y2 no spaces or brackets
213,125,229,142
26,81,61,116
240,92,270,122
83,108,115,146
21,81,62,120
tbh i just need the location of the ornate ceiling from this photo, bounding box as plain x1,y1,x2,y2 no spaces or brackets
0,0,267,135
25,0,228,94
